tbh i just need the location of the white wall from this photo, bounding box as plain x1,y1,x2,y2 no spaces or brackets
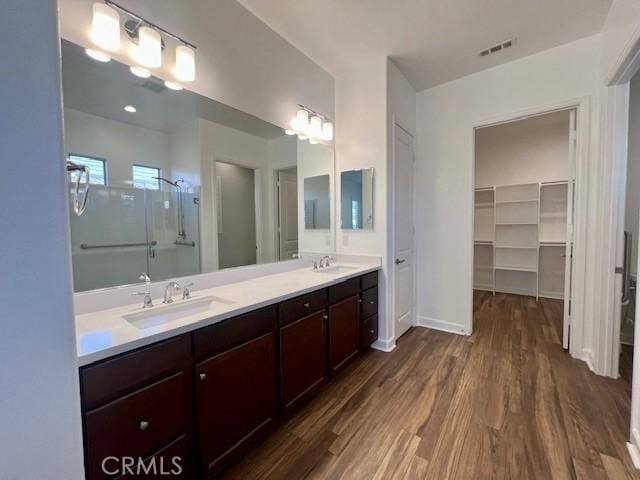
416,35,601,345
475,111,570,187
0,1,84,478
58,0,334,131
65,108,171,186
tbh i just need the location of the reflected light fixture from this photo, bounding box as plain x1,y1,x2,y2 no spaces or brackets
85,48,111,62
175,45,196,82
287,105,333,144
130,66,151,78
90,2,121,52
134,26,162,68
124,105,137,113
164,80,183,91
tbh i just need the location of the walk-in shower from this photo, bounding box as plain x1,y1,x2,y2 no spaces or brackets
154,177,190,243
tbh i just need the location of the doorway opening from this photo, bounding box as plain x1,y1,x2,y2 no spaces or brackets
275,167,299,261
619,73,640,386
473,109,577,349
215,161,257,269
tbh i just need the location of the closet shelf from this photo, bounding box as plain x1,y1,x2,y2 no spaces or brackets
474,239,494,245
475,202,494,208
495,198,539,204
496,222,538,226
495,265,537,273
539,241,565,246
494,244,537,249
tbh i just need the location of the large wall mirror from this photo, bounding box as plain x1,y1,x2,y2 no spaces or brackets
61,40,335,292
340,168,374,230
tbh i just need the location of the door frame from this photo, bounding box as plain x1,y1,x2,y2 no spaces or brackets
603,23,640,467
274,167,298,262
388,116,418,346
470,98,589,353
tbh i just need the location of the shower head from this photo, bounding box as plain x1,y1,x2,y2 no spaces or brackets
153,176,178,187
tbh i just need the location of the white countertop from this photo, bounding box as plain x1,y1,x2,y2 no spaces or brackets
75,262,380,366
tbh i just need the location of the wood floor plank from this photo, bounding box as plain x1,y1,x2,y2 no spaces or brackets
223,291,637,480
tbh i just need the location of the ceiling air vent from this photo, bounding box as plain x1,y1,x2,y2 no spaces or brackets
479,38,516,57
139,79,166,93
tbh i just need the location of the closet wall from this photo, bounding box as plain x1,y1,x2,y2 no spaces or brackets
474,111,571,299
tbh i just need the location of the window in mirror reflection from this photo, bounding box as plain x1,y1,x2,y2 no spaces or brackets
341,168,374,230
68,154,106,185
132,165,161,190
304,175,331,229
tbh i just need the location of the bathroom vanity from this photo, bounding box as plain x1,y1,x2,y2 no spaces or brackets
77,266,379,479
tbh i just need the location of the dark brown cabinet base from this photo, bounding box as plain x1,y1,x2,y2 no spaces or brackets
79,270,378,479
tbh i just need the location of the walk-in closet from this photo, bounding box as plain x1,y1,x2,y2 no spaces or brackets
473,110,575,314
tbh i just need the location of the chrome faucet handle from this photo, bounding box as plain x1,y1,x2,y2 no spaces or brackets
312,261,318,270
163,281,181,304
138,273,151,284
182,282,195,300
132,291,153,308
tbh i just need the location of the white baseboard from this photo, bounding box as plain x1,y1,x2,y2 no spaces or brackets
371,337,396,352
416,316,467,336
628,431,640,469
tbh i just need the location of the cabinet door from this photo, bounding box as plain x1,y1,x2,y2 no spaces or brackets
196,333,277,475
329,296,360,374
280,311,327,411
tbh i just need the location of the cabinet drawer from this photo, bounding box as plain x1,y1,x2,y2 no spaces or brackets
117,435,189,480
81,334,191,410
280,311,327,410
194,305,276,361
328,277,360,304
279,290,327,325
361,271,379,290
329,296,360,374
361,287,378,319
196,333,277,474
84,372,188,480
361,315,378,349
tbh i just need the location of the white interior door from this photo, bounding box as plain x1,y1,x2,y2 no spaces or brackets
277,168,298,260
563,110,577,349
394,123,416,339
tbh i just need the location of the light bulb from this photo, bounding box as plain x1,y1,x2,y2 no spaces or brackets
134,26,162,68
309,138,318,145
124,105,137,113
175,45,196,82
85,48,111,62
164,80,183,91
309,115,323,139
130,66,151,78
322,122,334,141
91,3,120,52
297,133,308,140
285,129,296,135
296,109,310,136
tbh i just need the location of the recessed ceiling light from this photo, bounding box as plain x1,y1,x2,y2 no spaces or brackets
85,48,111,62
130,66,151,78
164,80,183,91
124,105,137,113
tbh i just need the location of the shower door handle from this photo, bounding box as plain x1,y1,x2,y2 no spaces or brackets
148,244,156,259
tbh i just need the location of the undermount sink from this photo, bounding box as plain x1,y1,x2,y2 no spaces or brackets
314,265,359,274
123,295,233,330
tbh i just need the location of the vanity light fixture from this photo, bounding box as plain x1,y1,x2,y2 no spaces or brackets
175,45,196,82
90,2,121,52
133,26,162,68
164,80,183,91
123,105,137,113
85,48,111,62
288,105,333,144
130,66,151,78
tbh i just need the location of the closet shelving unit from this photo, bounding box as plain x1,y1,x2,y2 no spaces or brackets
473,180,569,300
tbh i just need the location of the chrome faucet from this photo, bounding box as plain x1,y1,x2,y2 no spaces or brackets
133,273,153,308
163,281,181,304
182,282,194,300
320,256,333,268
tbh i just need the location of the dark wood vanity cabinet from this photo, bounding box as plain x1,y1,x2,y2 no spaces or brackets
79,271,379,479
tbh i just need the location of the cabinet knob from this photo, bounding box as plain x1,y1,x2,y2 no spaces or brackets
139,421,149,431
369,301,375,305
357,299,363,303
323,314,328,320
370,329,375,334
303,302,310,308
199,373,207,381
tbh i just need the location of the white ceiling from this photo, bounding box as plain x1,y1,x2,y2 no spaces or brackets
237,0,612,91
